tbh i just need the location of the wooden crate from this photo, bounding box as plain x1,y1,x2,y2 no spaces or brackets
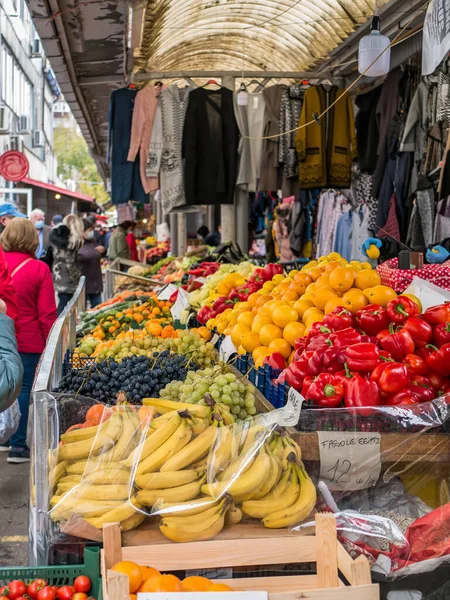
101,514,379,600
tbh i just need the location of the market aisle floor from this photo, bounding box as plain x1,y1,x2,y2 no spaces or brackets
0,453,29,566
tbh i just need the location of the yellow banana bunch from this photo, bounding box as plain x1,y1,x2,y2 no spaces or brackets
160,426,218,472
57,413,123,461
143,398,210,419
135,474,205,506
241,464,298,519
159,496,229,542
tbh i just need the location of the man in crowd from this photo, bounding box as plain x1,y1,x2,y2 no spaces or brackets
51,214,63,227
29,209,51,259
0,204,27,235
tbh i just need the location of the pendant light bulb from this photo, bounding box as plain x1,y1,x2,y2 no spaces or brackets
358,15,391,77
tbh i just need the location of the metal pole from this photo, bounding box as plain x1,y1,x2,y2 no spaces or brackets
235,187,248,252
170,213,178,256
220,74,236,244
206,206,214,232
177,212,187,256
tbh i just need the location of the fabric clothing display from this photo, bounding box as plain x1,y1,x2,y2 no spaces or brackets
333,204,353,261
127,84,162,194
355,87,381,172
183,87,239,206
273,198,295,262
295,85,357,189
107,88,149,205
147,85,194,213
406,177,436,251
234,92,266,192
279,85,303,179
434,198,450,243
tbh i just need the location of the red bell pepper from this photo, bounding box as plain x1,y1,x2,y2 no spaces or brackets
345,343,380,372
285,351,314,388
428,371,447,391
306,323,332,345
402,317,433,348
371,362,409,394
424,343,450,376
330,327,362,348
360,334,380,345
356,304,390,336
386,296,419,324
264,352,286,371
380,325,415,361
342,368,380,408
386,388,420,406
306,373,344,408
323,307,355,332
434,322,450,348
411,375,435,403
306,333,333,352
301,376,316,398
322,346,347,373
403,353,428,376
295,337,306,352
422,303,450,326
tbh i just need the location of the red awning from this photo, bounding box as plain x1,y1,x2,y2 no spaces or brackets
19,177,94,202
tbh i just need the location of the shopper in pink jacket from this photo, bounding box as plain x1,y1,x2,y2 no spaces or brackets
1,218,57,463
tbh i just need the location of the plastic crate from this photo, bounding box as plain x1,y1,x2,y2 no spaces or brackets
63,350,96,376
0,548,101,599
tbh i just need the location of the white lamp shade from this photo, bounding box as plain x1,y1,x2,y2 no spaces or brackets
358,30,391,77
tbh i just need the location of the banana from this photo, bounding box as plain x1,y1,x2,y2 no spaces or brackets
51,498,123,520
241,467,299,519
252,455,282,500
125,413,181,469
61,423,100,443
120,512,146,531
169,422,192,455
49,460,67,487
160,499,227,526
218,451,255,483
216,405,235,426
59,474,82,485
240,424,267,456
160,505,225,543
156,496,219,517
160,426,218,472
58,413,123,461
225,504,242,525
135,470,198,490
202,452,270,501
66,460,127,475
57,481,79,494
281,438,298,471
135,475,205,507
191,417,208,436
84,469,131,485
50,495,62,507
143,398,210,419
206,425,234,481
110,409,141,461
136,419,188,475
263,465,316,529
286,435,302,462
89,497,143,527
77,484,130,501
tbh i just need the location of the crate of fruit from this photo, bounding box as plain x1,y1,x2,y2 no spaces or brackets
0,548,101,600
100,515,379,600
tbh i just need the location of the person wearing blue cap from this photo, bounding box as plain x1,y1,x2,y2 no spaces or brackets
0,204,27,235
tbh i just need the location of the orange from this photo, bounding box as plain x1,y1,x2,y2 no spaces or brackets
137,406,154,425
302,307,324,323
268,338,292,359
307,267,322,281
281,291,299,302
283,321,305,346
138,566,160,584
208,583,233,592
139,575,184,593
238,345,246,355
324,260,341,272
354,269,381,290
247,292,260,308
146,322,162,337
403,293,422,313
272,307,299,329
324,297,351,314
241,331,261,353
182,576,211,592
112,561,143,593
161,325,176,339
268,300,289,315
231,323,250,348
294,272,312,286
293,299,314,318
315,274,330,288
259,324,283,347
255,294,272,307
197,326,212,340
313,287,339,311
363,285,397,307
237,311,254,328
252,315,273,334
343,288,369,314
130,595,137,600
252,346,270,363
328,267,355,294
289,282,307,296
86,404,112,425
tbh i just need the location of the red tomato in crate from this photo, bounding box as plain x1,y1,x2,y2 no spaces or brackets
73,578,91,594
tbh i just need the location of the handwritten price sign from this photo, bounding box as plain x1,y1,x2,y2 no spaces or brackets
317,431,381,492
277,387,304,426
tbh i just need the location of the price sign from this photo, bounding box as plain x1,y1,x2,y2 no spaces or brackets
317,431,381,492
194,277,207,284
219,336,237,362
210,333,220,346
170,288,190,320
157,284,178,300
277,387,304,426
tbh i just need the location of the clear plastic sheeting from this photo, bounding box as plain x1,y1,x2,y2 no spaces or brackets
135,0,391,74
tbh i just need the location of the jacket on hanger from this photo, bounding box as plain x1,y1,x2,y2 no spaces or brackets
355,86,381,172
183,87,239,206
127,84,162,194
279,85,303,179
107,88,149,205
295,85,357,189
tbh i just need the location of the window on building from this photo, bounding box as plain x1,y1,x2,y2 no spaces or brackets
1,41,33,127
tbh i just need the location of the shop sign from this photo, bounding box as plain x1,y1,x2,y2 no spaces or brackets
0,150,29,182
422,0,450,75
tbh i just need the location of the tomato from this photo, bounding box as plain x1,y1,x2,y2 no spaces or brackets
15,596,30,600
73,578,91,595
28,580,48,599
56,587,74,600
49,589,60,596
71,593,88,600
0,595,10,600
0,587,8,596
37,587,57,600
8,582,27,600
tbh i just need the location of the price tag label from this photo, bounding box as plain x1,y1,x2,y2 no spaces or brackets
317,431,381,492
157,283,178,300
211,333,219,346
277,387,304,426
219,336,237,362
194,277,207,284
170,288,190,320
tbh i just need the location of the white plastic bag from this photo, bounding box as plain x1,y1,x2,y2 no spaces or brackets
0,399,20,444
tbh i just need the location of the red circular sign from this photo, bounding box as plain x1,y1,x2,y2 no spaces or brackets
0,150,29,182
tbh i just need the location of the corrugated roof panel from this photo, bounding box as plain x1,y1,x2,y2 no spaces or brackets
136,0,391,73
